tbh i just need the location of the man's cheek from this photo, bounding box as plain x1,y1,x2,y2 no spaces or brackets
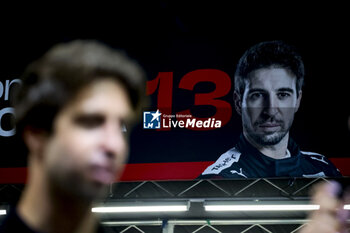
68,130,97,149
281,109,295,122
245,112,260,127
115,158,127,179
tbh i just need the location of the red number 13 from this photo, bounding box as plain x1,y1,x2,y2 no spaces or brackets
146,69,232,130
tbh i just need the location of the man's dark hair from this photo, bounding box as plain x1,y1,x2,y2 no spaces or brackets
13,40,146,135
234,40,304,97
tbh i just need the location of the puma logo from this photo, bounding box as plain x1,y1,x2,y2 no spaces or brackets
230,168,247,178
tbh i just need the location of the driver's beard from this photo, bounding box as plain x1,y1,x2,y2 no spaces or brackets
248,130,288,146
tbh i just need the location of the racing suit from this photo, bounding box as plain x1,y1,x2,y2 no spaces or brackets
199,134,342,179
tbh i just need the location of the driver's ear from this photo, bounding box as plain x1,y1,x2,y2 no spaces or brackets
295,90,302,113
234,91,242,116
23,127,48,159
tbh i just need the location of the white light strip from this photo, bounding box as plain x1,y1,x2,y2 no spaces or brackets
344,205,350,210
0,209,6,215
205,205,320,211
92,205,188,213
101,219,312,226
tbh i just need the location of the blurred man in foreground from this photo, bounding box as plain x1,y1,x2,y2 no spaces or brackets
300,116,350,233
0,40,145,233
300,181,350,233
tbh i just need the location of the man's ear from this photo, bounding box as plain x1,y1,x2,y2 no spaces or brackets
233,91,242,116
295,90,302,113
23,127,48,158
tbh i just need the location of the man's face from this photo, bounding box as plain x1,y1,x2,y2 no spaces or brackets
238,68,301,146
43,79,133,200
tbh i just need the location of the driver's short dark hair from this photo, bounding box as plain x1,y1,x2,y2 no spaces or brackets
234,40,304,97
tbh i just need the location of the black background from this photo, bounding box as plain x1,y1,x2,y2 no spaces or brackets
0,2,349,168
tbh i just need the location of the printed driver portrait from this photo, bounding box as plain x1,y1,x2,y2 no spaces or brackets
199,40,341,179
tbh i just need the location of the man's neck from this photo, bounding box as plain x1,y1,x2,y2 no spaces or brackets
243,132,290,160
17,157,98,233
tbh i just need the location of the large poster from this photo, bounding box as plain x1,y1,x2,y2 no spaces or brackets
1,4,349,182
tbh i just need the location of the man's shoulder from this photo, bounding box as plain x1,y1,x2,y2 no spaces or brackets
300,151,331,165
0,208,38,233
200,147,242,177
0,208,113,233
300,151,342,176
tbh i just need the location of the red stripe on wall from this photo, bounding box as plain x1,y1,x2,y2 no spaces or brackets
328,158,349,177
0,167,28,184
0,159,348,184
119,161,213,181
